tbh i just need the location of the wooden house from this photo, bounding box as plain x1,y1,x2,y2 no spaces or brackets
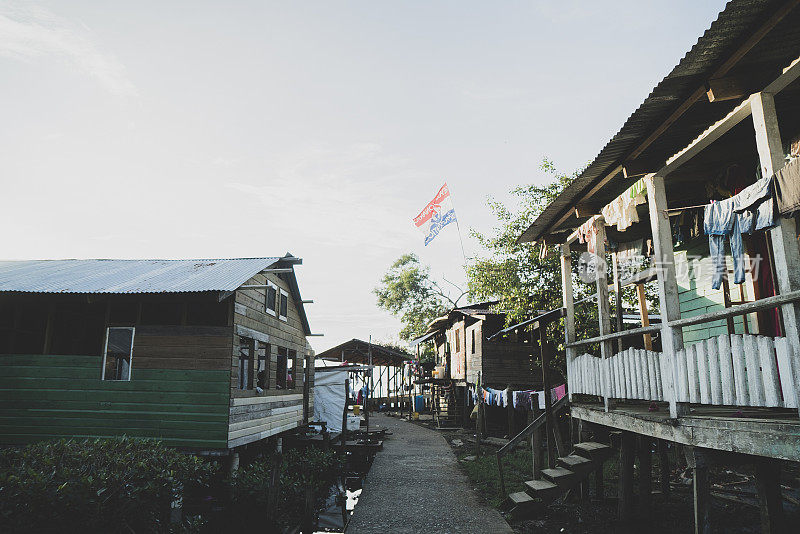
514,1,800,530
0,255,315,452
413,302,562,428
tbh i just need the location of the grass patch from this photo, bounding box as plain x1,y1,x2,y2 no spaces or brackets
456,445,535,509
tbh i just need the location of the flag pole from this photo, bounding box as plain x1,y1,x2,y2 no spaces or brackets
446,182,469,268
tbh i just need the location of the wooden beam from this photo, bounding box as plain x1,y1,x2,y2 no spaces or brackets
612,252,624,353
658,97,752,177
574,203,597,218
685,447,712,534
561,243,576,402
752,93,800,422
593,219,614,411
646,174,687,418
628,0,800,162
637,283,653,350
565,324,661,349
706,76,749,102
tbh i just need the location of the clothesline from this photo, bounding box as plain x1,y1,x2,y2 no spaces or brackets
468,383,567,412
663,203,709,213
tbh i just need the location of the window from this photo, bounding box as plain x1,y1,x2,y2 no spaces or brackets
102,327,135,381
471,329,475,354
239,336,255,390
257,343,270,389
454,329,460,352
276,347,288,389
279,290,288,321
287,349,296,389
265,282,277,316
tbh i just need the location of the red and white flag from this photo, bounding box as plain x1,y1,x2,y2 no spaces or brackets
413,183,457,246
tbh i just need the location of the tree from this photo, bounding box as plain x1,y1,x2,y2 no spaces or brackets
467,159,659,360
374,253,464,361
467,159,593,325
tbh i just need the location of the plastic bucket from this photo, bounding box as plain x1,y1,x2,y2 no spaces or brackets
353,405,361,415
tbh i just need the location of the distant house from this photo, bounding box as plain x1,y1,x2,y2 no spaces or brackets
0,255,314,451
414,302,562,427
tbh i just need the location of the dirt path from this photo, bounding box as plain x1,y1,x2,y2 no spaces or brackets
346,414,513,533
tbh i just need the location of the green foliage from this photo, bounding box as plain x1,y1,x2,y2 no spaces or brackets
229,448,343,529
467,160,599,345
0,438,215,534
374,253,456,360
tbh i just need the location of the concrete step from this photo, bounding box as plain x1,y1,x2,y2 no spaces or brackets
573,441,613,461
541,467,577,487
557,454,594,474
499,491,539,518
523,479,560,501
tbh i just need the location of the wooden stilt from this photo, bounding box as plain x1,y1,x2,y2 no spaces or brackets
755,459,784,534
658,439,671,498
639,437,653,515
684,447,711,534
594,464,604,501
618,431,635,523
532,401,542,479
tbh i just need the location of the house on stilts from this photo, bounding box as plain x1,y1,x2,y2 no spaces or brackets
505,1,800,531
0,255,316,454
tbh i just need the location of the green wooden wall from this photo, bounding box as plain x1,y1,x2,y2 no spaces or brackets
675,238,754,345
0,354,229,449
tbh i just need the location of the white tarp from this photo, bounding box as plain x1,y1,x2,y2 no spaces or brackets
313,368,348,432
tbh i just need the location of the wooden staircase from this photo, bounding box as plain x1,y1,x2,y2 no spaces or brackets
501,441,614,517
433,383,462,428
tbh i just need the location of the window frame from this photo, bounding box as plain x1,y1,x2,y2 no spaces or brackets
278,289,288,321
276,346,288,389
101,326,136,381
238,336,255,390
471,329,475,354
287,349,297,389
264,281,278,317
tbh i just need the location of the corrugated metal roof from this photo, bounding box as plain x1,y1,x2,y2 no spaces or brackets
0,258,282,294
519,0,800,243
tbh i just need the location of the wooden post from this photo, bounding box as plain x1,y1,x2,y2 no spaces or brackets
476,371,484,457
639,437,653,515
266,438,282,531
506,388,514,438
637,283,653,350
752,92,800,420
658,439,671,498
618,431,635,523
612,251,624,353
593,219,615,411
532,400,542,479
341,379,349,449
561,243,577,402
646,174,687,418
540,334,562,466
755,459,784,534
594,464,604,501
684,447,711,534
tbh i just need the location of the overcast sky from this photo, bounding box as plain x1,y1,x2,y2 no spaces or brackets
1,1,725,353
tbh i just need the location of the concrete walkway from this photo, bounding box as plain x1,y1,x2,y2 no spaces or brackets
346,414,513,534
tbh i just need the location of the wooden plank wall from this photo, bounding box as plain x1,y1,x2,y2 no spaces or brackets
465,322,482,384
481,341,538,388
675,240,756,344
0,349,230,449
230,272,309,447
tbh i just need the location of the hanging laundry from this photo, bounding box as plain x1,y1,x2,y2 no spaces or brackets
577,218,598,254
773,158,800,218
704,198,745,290
732,174,776,232
601,178,648,231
